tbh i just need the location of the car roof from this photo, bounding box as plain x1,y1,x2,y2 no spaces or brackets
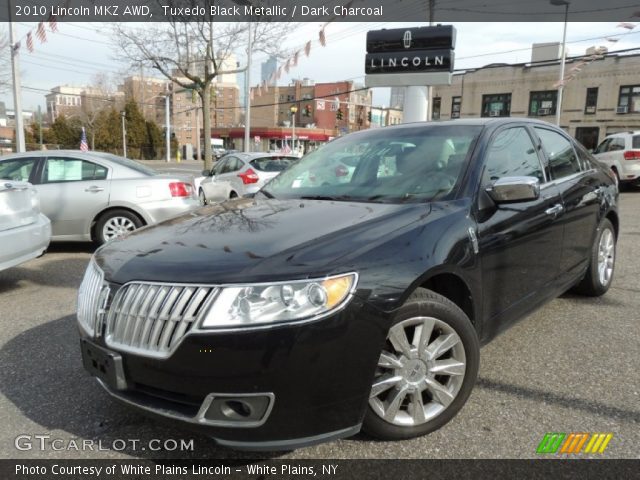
604,131,640,138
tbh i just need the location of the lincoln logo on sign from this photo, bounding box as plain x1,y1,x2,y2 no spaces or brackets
365,26,455,76
403,31,412,49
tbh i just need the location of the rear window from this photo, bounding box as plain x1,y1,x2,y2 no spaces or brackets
633,136,640,149
91,153,157,176
250,156,296,172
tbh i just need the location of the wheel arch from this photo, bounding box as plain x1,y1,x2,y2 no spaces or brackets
605,209,619,239
91,206,147,242
414,270,478,331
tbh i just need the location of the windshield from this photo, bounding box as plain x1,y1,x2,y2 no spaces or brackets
263,125,482,203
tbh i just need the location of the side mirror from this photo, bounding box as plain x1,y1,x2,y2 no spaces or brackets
486,176,540,203
201,169,210,177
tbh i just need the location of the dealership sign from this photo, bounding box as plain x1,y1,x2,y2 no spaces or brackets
365,25,456,87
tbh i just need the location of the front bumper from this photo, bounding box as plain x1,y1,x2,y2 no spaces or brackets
78,299,388,450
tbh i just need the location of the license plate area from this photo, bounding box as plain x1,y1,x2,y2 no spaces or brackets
81,339,127,390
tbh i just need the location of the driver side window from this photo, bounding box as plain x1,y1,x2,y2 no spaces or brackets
483,127,545,185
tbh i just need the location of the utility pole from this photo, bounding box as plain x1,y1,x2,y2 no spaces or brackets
8,5,26,153
37,105,43,148
195,99,201,162
121,111,127,158
244,24,252,153
165,92,171,162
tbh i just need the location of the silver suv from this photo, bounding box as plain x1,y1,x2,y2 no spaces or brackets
593,131,640,186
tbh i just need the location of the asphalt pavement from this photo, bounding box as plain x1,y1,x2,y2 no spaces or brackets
0,192,638,460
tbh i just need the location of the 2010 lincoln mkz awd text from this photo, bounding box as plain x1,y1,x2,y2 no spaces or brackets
77,119,618,450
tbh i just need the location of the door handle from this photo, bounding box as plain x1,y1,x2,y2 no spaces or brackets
545,204,564,216
3,183,29,190
85,186,105,193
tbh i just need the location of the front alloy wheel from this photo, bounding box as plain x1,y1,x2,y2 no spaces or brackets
363,288,479,440
369,317,466,427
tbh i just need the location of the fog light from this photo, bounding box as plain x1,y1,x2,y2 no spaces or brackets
220,400,253,420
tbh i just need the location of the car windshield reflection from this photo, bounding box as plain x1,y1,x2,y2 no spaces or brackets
263,125,482,204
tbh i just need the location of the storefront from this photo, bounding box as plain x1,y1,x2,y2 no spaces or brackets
209,127,336,155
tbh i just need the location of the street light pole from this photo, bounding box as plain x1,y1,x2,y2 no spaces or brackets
244,24,253,153
165,93,171,162
121,111,127,158
8,8,26,153
551,0,570,127
290,105,298,154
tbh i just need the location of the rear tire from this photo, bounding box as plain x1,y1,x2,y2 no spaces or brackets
572,218,616,296
229,191,238,199
95,209,143,246
363,288,479,440
199,188,207,206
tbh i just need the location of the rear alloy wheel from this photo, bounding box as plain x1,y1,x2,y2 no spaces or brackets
363,288,479,440
199,188,207,206
95,209,143,245
573,218,616,296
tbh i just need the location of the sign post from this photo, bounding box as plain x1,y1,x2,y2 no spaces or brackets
365,26,456,123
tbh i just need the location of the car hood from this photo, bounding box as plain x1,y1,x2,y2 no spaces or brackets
95,197,430,285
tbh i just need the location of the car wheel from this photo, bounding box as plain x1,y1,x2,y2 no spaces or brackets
95,209,143,245
229,191,238,199
363,288,479,440
572,218,616,296
199,188,207,206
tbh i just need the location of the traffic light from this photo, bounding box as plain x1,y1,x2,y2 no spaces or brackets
336,109,343,120
304,104,312,117
367,111,372,122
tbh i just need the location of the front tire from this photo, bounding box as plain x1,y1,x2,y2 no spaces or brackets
363,288,479,440
572,218,616,296
95,209,143,245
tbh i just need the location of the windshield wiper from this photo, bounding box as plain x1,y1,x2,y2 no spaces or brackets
299,195,354,201
259,189,275,199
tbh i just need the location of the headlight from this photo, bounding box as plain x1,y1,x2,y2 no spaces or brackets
201,273,357,329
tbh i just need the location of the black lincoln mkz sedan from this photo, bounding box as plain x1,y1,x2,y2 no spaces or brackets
78,119,618,450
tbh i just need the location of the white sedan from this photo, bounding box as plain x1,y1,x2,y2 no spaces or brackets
0,181,51,272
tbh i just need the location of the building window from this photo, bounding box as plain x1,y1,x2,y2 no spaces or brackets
618,85,640,114
585,87,598,114
481,93,511,117
451,96,461,119
529,91,557,116
432,97,441,120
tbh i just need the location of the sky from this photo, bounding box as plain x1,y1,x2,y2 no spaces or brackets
1,21,639,112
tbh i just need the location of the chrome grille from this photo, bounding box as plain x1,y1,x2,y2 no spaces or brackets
105,283,218,358
77,260,106,336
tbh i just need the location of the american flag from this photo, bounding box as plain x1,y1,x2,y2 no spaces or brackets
36,22,47,43
48,14,58,32
26,32,34,53
80,127,89,151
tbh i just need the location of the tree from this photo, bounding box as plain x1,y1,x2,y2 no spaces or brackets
113,20,290,169
94,108,122,153
79,72,118,150
49,115,83,149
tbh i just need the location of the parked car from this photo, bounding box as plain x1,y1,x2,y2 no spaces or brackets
77,119,618,450
0,151,199,245
0,181,51,272
198,152,297,204
593,131,640,186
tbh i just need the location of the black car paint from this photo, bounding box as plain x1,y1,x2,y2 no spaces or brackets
83,119,618,448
